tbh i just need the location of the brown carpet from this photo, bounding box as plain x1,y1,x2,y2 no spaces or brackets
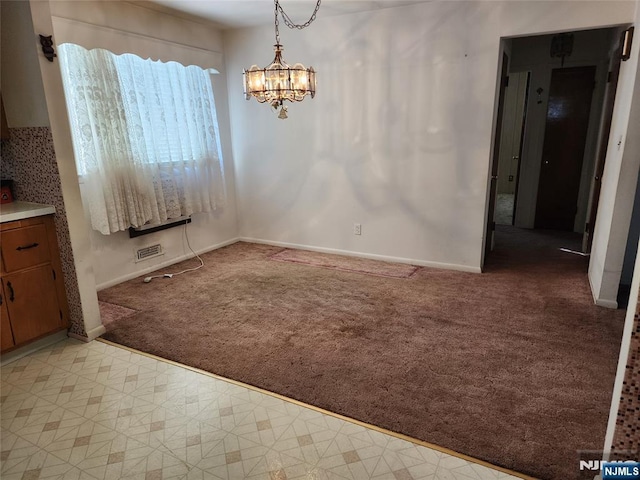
100,226,625,479
98,301,137,326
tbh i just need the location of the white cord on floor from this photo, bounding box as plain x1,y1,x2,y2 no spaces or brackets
143,222,204,283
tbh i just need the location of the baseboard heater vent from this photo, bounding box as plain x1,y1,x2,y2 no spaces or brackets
135,244,164,262
128,216,191,238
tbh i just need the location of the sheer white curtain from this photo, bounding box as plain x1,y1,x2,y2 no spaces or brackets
58,44,226,235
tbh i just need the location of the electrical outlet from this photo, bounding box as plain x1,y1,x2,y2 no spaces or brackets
354,223,362,235
508,175,514,182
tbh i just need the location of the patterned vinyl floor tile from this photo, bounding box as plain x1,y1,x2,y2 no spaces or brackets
1,339,524,480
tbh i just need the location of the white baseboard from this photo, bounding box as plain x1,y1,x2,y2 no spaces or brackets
238,237,482,273
589,273,619,309
69,324,107,342
0,330,69,366
595,298,618,309
96,237,240,290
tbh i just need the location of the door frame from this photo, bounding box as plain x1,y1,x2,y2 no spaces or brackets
583,30,625,252
511,72,531,226
482,49,509,268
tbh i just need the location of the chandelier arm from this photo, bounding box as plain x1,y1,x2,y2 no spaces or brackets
276,0,321,30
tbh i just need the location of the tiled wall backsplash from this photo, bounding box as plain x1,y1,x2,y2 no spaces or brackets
611,289,640,459
0,127,86,337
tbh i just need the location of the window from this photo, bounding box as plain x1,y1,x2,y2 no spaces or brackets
58,44,226,235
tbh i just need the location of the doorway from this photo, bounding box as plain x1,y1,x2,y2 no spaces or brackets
484,27,623,267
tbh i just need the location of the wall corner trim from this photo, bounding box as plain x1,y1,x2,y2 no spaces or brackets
589,272,619,309
68,324,106,342
595,298,619,309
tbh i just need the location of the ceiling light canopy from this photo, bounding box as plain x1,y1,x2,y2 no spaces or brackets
243,0,321,119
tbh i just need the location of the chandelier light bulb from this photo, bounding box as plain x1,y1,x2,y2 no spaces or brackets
243,44,316,117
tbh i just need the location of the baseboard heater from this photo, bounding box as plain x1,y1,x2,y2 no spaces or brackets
128,216,191,238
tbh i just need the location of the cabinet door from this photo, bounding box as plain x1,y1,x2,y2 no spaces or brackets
3,266,61,345
0,286,14,351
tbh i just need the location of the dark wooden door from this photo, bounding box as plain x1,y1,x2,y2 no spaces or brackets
535,66,596,230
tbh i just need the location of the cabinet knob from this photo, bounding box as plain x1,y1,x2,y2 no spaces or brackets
7,282,14,302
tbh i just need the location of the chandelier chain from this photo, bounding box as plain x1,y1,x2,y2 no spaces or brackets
274,0,321,41
278,0,321,29
274,0,281,44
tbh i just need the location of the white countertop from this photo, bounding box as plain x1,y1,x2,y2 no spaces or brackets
0,201,56,223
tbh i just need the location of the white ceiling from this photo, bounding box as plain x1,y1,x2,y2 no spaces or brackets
149,0,431,29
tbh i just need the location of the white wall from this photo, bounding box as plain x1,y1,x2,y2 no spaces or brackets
510,29,613,233
87,208,238,290
590,1,640,307
24,0,242,337
620,169,640,286
225,1,635,272
23,0,640,306
1,1,49,127
46,0,240,289
27,0,104,340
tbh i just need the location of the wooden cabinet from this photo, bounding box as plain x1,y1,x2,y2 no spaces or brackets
0,214,69,352
0,289,13,351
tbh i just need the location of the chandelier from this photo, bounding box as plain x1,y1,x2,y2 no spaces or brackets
243,0,321,119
